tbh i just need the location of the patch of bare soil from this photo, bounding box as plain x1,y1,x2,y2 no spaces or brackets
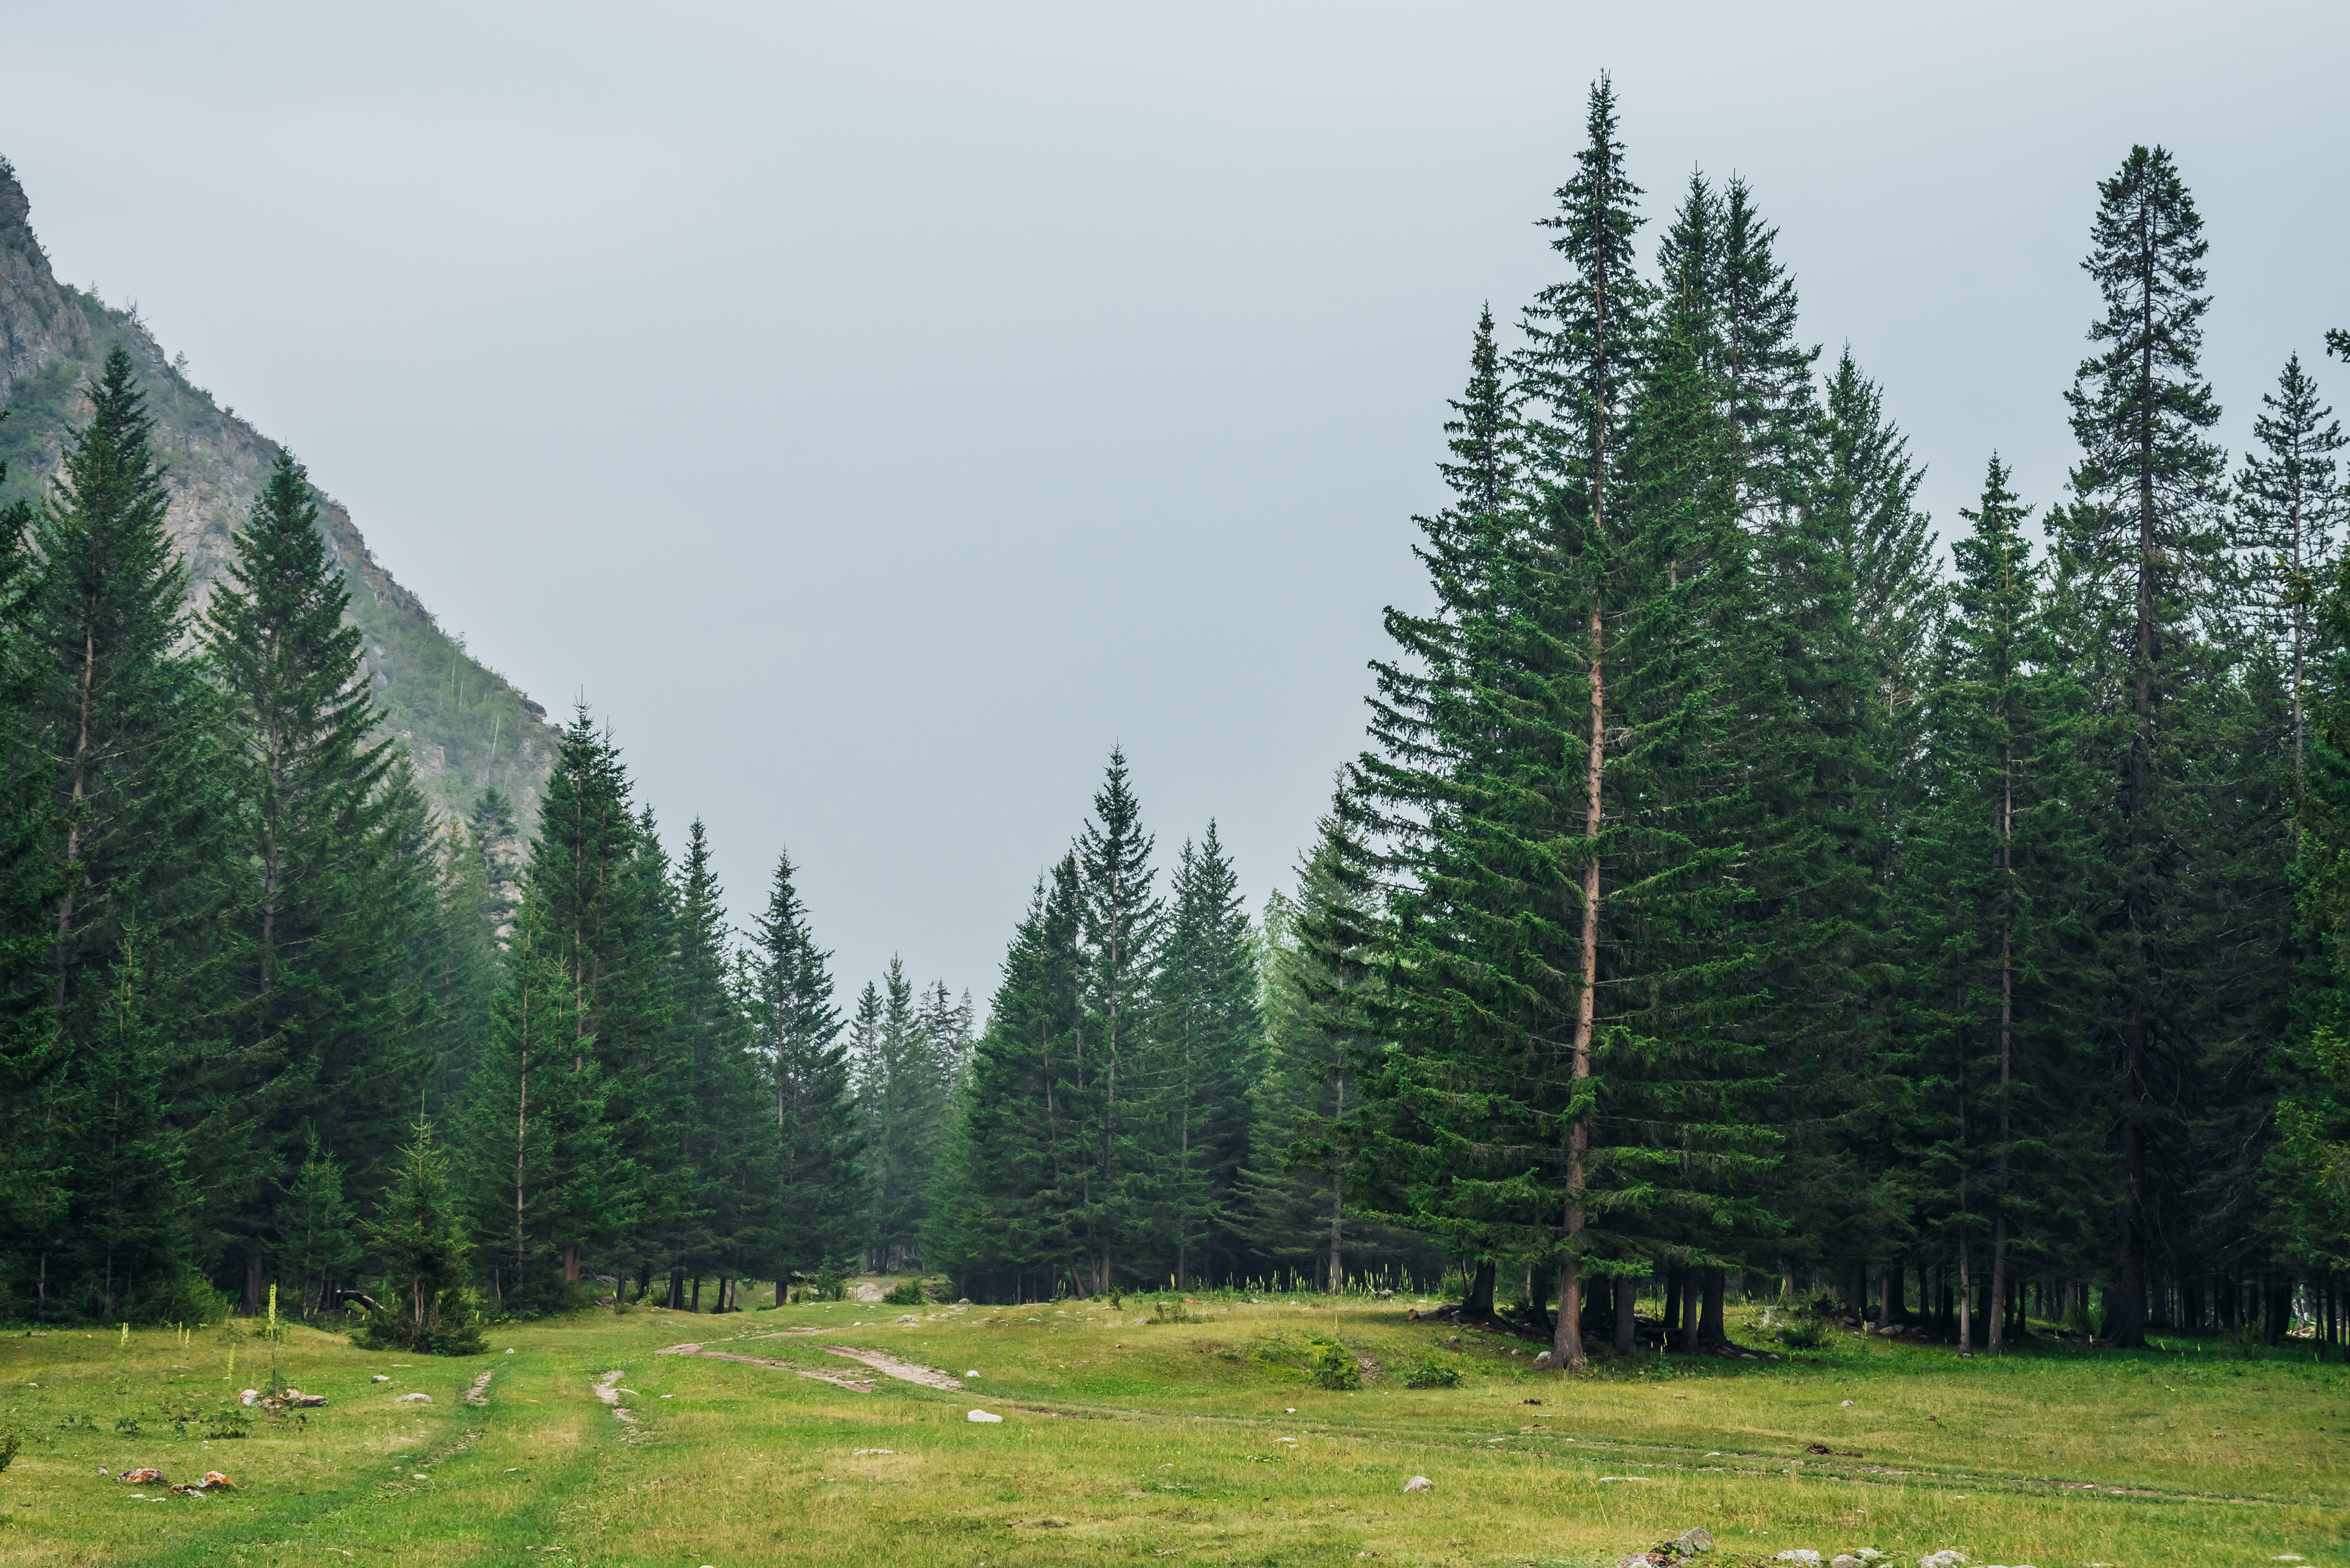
593,1369,640,1426
818,1345,968,1390
656,1342,879,1392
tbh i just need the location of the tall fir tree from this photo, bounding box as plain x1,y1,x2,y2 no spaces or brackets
751,846,862,1298
11,347,228,1315
856,958,942,1270
925,854,1087,1300
527,707,668,1283
1149,823,1260,1287
2047,145,2232,1346
1072,747,1163,1291
203,449,427,1309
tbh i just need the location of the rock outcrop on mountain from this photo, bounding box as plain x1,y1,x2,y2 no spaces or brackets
0,155,554,833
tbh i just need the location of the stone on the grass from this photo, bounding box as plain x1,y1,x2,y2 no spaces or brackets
201,1471,234,1489
1403,1475,1434,1492
284,1389,328,1406
1671,1528,1713,1554
966,1409,1004,1423
394,1392,431,1403
1917,1553,1969,1568
1772,1553,1821,1566
372,1374,390,1382
238,1389,259,1406
1533,1350,1553,1366
119,1469,164,1485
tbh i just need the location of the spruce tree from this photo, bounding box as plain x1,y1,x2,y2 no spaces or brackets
751,846,862,1298
275,1131,361,1318
2236,354,2346,792
1151,823,1260,1287
459,890,615,1312
2049,145,2230,1345
1072,747,1163,1291
203,449,425,1304
925,854,1087,1301
526,707,668,1284
856,958,942,1271
1239,795,1423,1291
12,347,226,1314
357,1116,483,1354
1906,457,2093,1353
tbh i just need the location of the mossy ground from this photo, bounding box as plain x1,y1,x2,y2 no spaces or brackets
0,1288,2343,1567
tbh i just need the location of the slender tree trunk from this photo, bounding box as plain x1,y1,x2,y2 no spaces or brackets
1328,1075,1345,1294
1555,594,1605,1374
1613,1276,1638,1356
1958,1239,1973,1354
1991,756,2013,1357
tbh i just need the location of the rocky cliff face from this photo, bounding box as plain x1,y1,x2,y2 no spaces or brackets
0,155,554,842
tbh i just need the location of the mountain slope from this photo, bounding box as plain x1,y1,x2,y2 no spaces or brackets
0,154,554,839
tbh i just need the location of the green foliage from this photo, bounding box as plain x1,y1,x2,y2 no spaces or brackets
1305,1335,1362,1390
881,1279,928,1307
1399,1355,1461,1389
1148,1296,1192,1324
809,1256,853,1301
753,847,863,1291
355,1116,482,1355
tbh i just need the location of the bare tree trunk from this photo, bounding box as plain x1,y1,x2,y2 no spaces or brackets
1699,1267,1727,1346
1614,1276,1638,1356
1554,593,1605,1375
1327,1075,1345,1296
1958,1240,1973,1354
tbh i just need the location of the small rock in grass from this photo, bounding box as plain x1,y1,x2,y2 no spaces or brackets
1840,1398,1854,1406
372,1374,390,1382
1533,1351,1553,1365
1917,1553,1969,1568
1771,1553,1821,1565
394,1392,431,1403
1673,1528,1715,1554
1403,1475,1433,1492
965,1370,980,1377
120,1469,164,1485
238,1388,259,1406
967,1409,1004,1423
201,1472,234,1489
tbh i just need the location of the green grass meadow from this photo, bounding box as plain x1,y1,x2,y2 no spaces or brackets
1,1290,2343,1567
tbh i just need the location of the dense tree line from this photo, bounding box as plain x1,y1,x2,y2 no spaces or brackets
4,89,2347,1359
1312,79,2350,1366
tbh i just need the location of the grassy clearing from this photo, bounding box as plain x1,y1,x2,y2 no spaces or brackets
0,1290,2343,1567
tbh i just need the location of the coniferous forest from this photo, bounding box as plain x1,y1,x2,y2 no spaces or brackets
5,81,2350,1368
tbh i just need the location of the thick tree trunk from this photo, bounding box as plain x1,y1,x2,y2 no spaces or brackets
1464,1260,1495,1319
245,1249,265,1317
1699,1267,1727,1345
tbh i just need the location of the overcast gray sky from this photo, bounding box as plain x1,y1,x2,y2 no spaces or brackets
6,1,2346,1006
